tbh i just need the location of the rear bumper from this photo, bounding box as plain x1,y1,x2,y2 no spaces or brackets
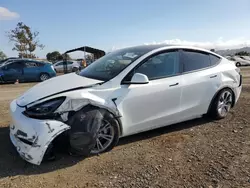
49,71,57,77
233,85,242,105
9,99,70,165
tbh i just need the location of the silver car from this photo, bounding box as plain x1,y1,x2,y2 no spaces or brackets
53,61,80,72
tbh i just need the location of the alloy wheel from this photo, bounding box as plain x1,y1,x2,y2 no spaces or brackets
40,74,49,81
217,90,233,117
91,120,115,154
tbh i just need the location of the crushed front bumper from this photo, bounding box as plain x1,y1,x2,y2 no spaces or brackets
9,99,70,165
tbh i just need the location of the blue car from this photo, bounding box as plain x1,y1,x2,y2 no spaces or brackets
0,59,56,83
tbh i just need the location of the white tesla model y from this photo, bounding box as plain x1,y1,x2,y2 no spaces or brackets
9,45,242,165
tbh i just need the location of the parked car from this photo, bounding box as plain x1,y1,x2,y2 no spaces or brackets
9,45,242,165
229,56,250,67
240,56,250,61
53,60,80,73
0,57,19,65
0,59,56,83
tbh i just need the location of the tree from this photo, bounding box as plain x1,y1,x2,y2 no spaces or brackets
61,53,71,60
7,22,44,58
235,51,250,56
0,50,7,60
46,51,61,62
46,51,71,62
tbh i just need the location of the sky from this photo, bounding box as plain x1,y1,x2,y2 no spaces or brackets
0,0,250,58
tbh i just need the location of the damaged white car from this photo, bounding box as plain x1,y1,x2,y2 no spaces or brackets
9,45,242,165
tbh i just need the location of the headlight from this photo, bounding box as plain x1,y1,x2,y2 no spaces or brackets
23,97,65,119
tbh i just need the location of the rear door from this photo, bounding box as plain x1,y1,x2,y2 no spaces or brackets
23,61,42,81
179,49,221,119
67,61,73,71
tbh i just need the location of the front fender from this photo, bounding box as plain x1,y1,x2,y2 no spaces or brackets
10,119,70,165
32,121,70,165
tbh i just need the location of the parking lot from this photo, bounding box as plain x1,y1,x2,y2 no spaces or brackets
0,67,250,187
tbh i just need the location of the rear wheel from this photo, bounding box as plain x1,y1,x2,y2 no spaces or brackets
236,62,241,67
209,89,233,119
40,73,50,81
72,67,78,72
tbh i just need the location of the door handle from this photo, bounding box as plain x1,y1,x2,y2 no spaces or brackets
210,75,217,78
169,83,179,87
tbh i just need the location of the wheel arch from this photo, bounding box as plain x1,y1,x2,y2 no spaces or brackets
39,126,70,165
68,104,123,137
88,104,123,137
207,86,236,114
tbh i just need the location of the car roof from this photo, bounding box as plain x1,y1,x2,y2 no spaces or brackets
117,44,222,58
2,59,46,66
117,44,172,52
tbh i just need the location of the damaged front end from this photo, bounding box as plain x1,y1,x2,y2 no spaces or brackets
10,90,121,165
9,99,71,165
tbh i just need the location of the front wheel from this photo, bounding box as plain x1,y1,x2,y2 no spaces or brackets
209,89,233,119
68,108,120,156
236,62,241,67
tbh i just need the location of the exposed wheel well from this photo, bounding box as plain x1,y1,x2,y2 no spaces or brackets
207,87,236,113
91,105,123,137
67,104,123,137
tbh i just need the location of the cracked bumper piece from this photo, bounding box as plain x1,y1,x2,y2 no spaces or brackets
233,85,242,104
9,99,70,165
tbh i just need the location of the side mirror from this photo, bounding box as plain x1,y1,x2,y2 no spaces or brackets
130,73,149,84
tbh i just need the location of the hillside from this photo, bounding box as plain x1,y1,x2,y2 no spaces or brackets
216,47,250,56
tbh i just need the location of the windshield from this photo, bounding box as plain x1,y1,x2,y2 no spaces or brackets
79,47,152,81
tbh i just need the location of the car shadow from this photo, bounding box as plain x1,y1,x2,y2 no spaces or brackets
0,116,213,179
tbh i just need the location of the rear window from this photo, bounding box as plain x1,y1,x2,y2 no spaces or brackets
24,61,44,67
181,50,210,72
209,54,221,66
36,62,45,67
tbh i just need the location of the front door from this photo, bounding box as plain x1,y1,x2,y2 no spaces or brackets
117,50,182,136
2,62,24,82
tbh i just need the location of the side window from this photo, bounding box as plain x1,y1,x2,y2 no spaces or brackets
25,61,38,68
67,61,73,65
56,62,63,66
209,54,221,66
36,62,44,67
181,50,210,72
134,51,179,80
7,62,23,69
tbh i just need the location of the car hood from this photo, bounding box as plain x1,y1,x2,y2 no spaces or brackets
16,73,103,107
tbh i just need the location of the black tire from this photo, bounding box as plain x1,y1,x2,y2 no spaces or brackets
209,88,233,120
40,73,50,81
43,142,56,162
68,107,120,156
236,62,241,67
72,67,78,72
